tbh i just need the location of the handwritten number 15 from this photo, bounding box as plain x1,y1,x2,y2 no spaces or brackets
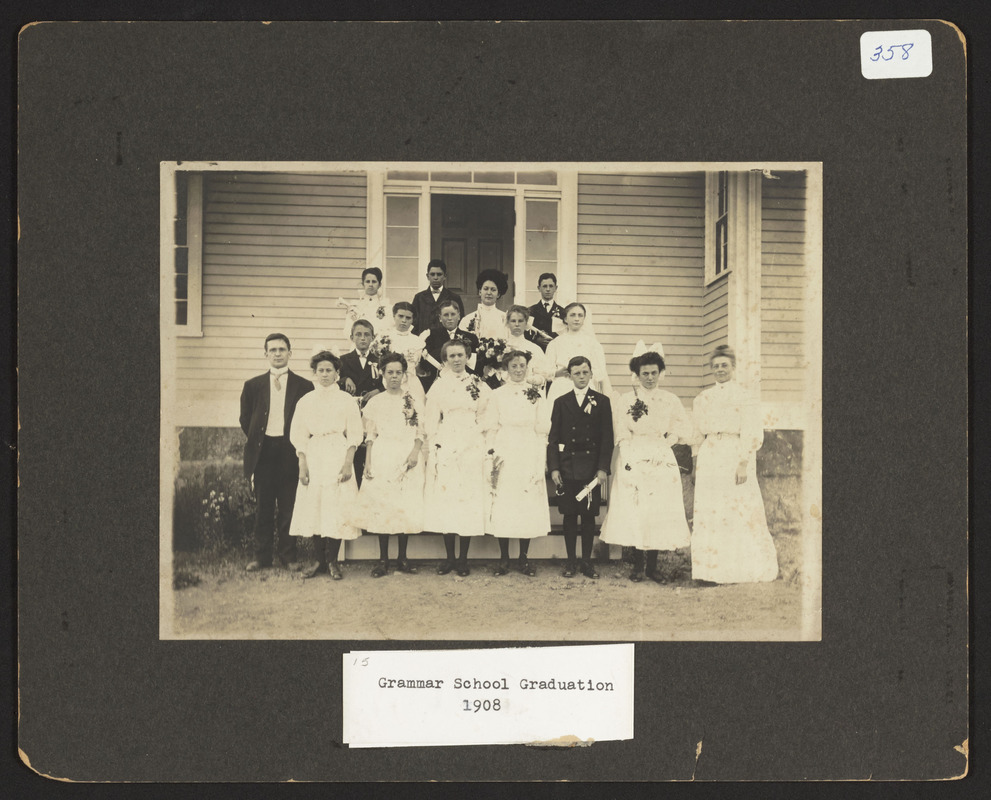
871,43,914,62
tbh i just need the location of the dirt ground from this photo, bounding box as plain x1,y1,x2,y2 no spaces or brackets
170,551,808,641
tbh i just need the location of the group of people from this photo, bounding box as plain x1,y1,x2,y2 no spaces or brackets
239,260,779,586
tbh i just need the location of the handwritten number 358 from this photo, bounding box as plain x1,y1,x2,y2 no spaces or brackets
871,43,914,62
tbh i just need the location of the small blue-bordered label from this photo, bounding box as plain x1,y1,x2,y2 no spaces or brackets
861,30,933,80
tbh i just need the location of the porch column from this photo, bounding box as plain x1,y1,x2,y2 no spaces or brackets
726,171,763,391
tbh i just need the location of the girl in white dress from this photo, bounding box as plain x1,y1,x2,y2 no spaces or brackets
544,303,612,404
482,350,551,577
459,268,510,387
423,339,491,577
370,302,428,403
339,266,391,342
352,352,425,577
289,351,363,580
690,345,779,584
600,351,692,582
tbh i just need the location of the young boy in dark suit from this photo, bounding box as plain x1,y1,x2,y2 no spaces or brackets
547,356,614,578
526,272,565,351
410,258,465,335
338,318,385,487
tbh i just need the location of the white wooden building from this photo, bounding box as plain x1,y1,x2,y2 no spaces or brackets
161,161,821,560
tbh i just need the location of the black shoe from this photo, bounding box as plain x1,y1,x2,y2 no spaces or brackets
563,561,577,578
646,569,665,585
629,570,644,583
370,560,388,578
580,560,599,579
329,562,343,580
397,559,417,574
245,560,270,573
437,560,454,575
519,559,536,577
456,560,471,577
493,560,509,576
693,578,718,588
303,563,329,579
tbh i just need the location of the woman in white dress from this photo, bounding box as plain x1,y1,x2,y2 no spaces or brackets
423,339,491,577
600,350,692,582
352,352,425,578
690,345,779,584
482,350,551,577
459,268,510,387
370,302,427,403
544,302,612,404
289,350,363,580
339,266,391,341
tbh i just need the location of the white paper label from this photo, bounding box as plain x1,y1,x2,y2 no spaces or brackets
343,644,634,748
861,30,933,80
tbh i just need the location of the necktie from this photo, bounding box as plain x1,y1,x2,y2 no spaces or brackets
273,373,282,391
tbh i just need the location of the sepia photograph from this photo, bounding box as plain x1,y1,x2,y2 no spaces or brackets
15,16,968,782
160,160,822,641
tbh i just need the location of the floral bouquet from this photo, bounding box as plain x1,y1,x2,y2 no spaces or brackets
367,334,392,364
478,336,507,362
523,385,542,404
628,398,649,422
402,392,418,427
465,375,482,400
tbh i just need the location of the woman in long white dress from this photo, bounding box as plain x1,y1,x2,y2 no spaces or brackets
482,350,551,577
423,339,491,577
690,345,779,584
352,352,425,577
544,302,612,404
370,302,427,403
289,350,363,580
600,350,692,582
339,266,391,341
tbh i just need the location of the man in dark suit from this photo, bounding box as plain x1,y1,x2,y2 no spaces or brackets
240,333,314,571
410,259,465,335
338,318,384,487
526,272,566,351
419,299,479,392
547,355,614,579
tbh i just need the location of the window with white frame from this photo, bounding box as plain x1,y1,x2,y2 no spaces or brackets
705,170,731,285
172,172,202,335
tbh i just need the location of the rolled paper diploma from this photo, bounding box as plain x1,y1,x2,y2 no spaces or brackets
574,476,600,503
423,352,444,371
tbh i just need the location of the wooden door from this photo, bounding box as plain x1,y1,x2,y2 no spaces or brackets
430,194,515,315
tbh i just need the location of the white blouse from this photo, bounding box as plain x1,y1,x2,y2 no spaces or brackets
544,328,612,394
289,384,364,456
691,380,764,460
459,302,507,340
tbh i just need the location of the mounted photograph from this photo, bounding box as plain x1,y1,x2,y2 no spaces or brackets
160,160,822,641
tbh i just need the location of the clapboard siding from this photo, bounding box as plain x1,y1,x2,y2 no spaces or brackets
702,273,729,388
176,171,367,417
576,173,705,401
761,171,806,404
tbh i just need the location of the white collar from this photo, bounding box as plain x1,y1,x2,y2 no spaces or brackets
269,367,289,377
574,387,589,399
